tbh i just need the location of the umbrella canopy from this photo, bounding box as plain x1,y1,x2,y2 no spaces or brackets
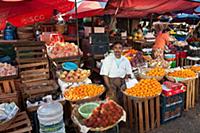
195,6,200,12
64,0,108,19
105,0,200,18
176,13,199,19
0,0,74,30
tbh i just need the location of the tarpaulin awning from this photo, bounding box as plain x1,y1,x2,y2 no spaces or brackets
105,0,200,18
0,0,74,30
64,0,108,19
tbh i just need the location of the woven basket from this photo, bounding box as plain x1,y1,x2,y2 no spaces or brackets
138,68,165,81
121,85,161,102
64,84,105,104
71,101,125,132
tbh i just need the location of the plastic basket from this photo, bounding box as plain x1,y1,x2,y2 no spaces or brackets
161,93,185,108
160,102,183,124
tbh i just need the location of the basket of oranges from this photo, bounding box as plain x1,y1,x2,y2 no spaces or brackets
122,79,162,101
64,84,105,103
190,65,200,73
166,68,197,83
139,67,166,81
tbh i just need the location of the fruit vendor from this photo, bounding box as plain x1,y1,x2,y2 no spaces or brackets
152,28,171,59
100,42,134,105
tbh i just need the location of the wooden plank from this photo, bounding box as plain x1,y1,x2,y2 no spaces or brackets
10,80,16,92
144,100,150,131
134,102,138,133
24,86,55,96
8,127,32,133
18,52,45,57
21,73,49,79
3,81,11,93
189,81,192,108
185,85,189,111
196,77,199,102
156,96,160,128
16,46,45,51
8,119,29,129
138,102,144,133
150,99,155,129
128,98,133,129
24,79,55,87
18,62,48,69
22,76,49,83
20,68,49,75
17,57,47,64
192,80,195,108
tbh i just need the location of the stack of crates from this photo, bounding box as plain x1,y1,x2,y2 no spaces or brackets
160,92,185,124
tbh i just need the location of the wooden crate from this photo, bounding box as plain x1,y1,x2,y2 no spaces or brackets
40,23,55,32
0,79,19,106
185,58,200,66
176,58,187,67
49,56,81,80
3,111,32,133
182,79,196,111
15,41,59,111
123,95,160,133
196,73,200,102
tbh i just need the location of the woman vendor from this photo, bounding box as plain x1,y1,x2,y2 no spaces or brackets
100,42,134,105
152,28,171,59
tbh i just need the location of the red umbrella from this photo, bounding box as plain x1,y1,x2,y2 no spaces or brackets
0,0,74,30
106,0,200,18
63,0,108,19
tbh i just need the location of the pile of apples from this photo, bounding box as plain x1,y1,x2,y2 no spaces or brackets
59,68,90,82
48,42,83,58
83,100,123,128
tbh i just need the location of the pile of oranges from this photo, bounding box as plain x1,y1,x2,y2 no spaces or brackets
64,84,104,101
191,66,200,72
168,69,196,78
125,79,162,97
146,68,165,77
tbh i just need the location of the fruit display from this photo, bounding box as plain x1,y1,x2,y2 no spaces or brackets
124,79,162,97
190,65,200,72
47,42,83,58
148,58,170,68
123,49,138,56
133,31,144,40
174,41,188,47
64,84,105,101
83,100,123,128
146,68,166,77
58,68,90,82
0,63,17,77
168,69,196,78
123,49,138,61
129,51,146,67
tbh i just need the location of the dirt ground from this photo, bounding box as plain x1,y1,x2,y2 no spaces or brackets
120,101,200,133
150,101,200,133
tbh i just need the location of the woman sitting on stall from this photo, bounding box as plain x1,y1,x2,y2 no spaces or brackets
100,41,134,105
152,28,171,59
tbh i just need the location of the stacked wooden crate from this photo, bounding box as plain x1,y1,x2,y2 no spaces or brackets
15,41,58,111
